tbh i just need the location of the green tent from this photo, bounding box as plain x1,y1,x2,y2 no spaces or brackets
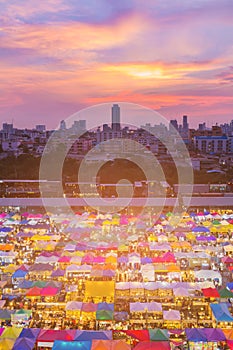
32,281,47,288
96,310,113,321
149,329,169,341
219,288,233,298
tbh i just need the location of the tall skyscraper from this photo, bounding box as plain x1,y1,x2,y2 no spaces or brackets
183,115,189,131
111,104,120,131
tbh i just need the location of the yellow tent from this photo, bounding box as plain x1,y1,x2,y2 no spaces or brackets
118,245,128,251
31,234,51,241
3,265,16,273
85,281,115,299
0,339,15,350
106,256,117,264
1,326,22,339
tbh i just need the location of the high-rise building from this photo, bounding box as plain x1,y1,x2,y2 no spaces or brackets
111,104,120,131
169,119,178,132
60,120,66,130
2,123,13,134
182,115,189,131
72,120,86,132
36,125,46,132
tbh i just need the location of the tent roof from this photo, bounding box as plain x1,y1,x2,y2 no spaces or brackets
133,341,171,350
19,328,40,339
12,337,35,350
202,287,220,298
149,329,169,341
1,326,22,339
211,303,233,322
38,330,76,342
74,331,112,341
52,340,91,350
185,328,207,342
91,340,131,350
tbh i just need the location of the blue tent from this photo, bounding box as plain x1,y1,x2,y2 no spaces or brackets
12,269,28,279
13,337,36,350
185,329,207,342
227,282,233,290
211,303,233,322
192,226,210,233
0,309,15,320
0,227,12,232
52,341,91,350
19,328,41,339
18,280,33,289
97,303,114,311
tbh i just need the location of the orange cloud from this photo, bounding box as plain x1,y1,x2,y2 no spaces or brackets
1,14,148,59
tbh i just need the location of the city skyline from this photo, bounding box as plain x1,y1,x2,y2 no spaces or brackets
1,1,233,128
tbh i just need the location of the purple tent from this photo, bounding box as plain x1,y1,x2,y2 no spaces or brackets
118,256,128,263
185,328,207,342
203,328,226,342
51,269,65,277
103,269,115,277
74,330,112,341
141,257,153,264
19,328,41,339
13,337,36,350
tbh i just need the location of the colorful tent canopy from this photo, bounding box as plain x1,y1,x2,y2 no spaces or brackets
202,288,220,298
149,329,169,341
211,303,233,322
37,330,76,342
52,341,91,350
0,338,15,350
186,328,226,342
185,328,207,342
19,328,40,339
96,310,113,321
163,310,181,321
74,331,112,341
123,330,149,341
12,337,35,350
91,340,131,350
0,327,22,339
219,288,233,298
133,341,171,350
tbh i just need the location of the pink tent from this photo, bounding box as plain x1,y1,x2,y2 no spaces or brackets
40,287,58,296
81,303,98,312
93,256,106,264
58,256,71,263
133,341,171,350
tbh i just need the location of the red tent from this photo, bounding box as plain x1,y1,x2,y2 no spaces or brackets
123,330,150,341
26,287,42,297
133,341,171,349
202,288,220,298
37,329,76,342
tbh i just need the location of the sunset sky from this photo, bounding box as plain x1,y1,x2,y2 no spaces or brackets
0,0,233,128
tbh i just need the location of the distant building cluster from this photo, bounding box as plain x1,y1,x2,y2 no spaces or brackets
1,105,233,161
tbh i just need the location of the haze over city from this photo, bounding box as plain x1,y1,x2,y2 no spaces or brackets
1,0,233,128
